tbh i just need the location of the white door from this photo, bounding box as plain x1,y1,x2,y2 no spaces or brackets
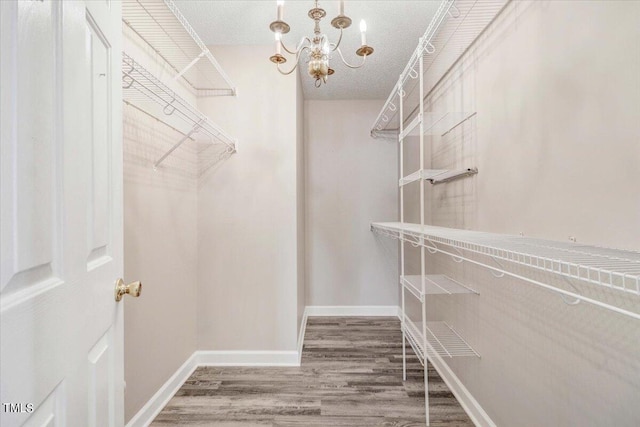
1,0,126,426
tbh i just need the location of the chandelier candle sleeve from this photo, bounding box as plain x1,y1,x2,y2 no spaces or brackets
340,1,344,15
360,20,367,45
275,32,282,55
277,0,284,21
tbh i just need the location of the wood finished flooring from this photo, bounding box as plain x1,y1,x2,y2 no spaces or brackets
151,317,473,426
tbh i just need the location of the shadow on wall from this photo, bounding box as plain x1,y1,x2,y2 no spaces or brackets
123,104,233,189
197,142,234,181
427,244,640,424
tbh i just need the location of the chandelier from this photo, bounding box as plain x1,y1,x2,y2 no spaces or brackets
269,0,374,87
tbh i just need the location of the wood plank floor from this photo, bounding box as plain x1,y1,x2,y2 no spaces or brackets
151,317,473,426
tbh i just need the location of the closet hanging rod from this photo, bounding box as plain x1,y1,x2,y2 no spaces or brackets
430,168,478,184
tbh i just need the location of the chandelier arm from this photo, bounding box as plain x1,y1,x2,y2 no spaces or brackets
277,46,310,75
280,36,311,55
330,27,344,51
277,61,300,75
335,46,368,69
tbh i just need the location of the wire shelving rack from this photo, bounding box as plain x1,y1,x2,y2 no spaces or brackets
123,0,236,96
369,1,511,425
122,52,236,169
371,0,509,136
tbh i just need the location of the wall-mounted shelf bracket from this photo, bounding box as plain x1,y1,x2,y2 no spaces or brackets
153,119,204,170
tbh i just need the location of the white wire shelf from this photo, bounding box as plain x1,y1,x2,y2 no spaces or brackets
371,0,455,135
400,169,449,186
123,0,236,96
371,0,509,136
399,168,478,187
403,317,480,361
122,52,236,168
402,275,478,302
372,222,640,320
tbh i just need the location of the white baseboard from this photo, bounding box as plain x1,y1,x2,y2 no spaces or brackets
305,305,399,317
428,350,496,427
125,352,198,427
297,309,309,365
196,350,299,367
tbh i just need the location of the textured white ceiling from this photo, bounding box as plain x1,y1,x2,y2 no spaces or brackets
173,1,440,100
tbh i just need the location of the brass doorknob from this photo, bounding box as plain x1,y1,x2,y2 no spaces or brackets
115,278,142,302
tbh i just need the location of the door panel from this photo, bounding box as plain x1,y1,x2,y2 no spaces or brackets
87,12,112,268
88,328,115,427
1,0,124,426
0,0,61,296
22,381,65,427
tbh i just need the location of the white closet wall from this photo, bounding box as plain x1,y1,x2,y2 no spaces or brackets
123,30,199,422
296,74,306,334
403,1,639,425
305,100,399,307
196,45,305,352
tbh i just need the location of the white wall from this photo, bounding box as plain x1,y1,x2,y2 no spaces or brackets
196,45,304,351
296,71,306,335
123,30,198,422
305,100,399,307
401,1,640,425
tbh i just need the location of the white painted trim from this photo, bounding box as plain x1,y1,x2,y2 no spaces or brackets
196,350,299,367
305,305,400,317
297,308,309,365
428,351,496,427
125,352,198,427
